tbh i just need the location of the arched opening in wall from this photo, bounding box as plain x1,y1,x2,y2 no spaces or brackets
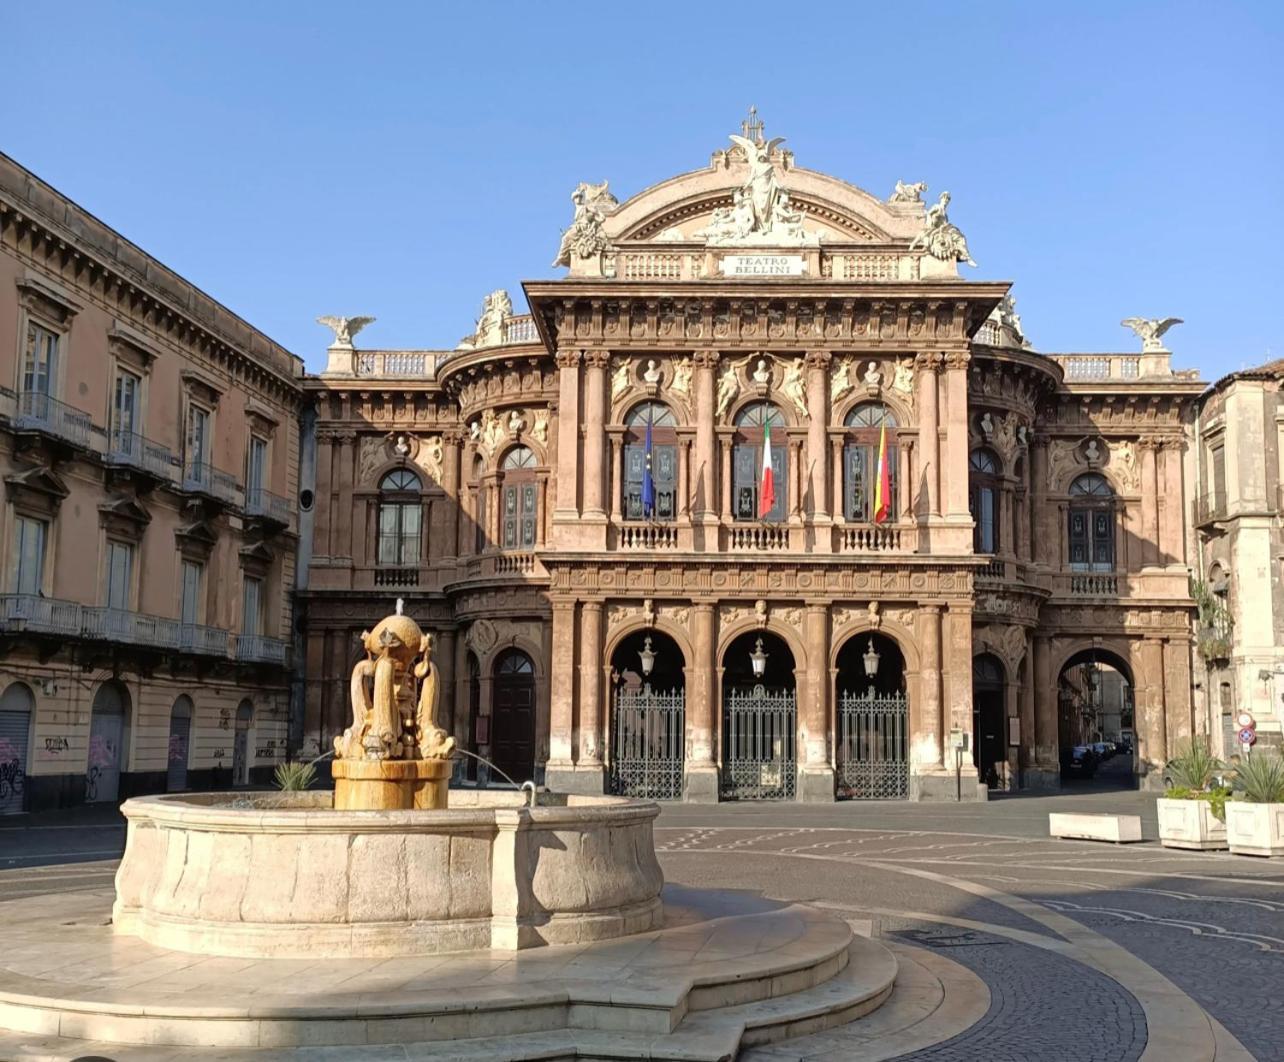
972,654,1006,789
378,469,423,569
835,632,908,800
720,630,796,799
623,402,678,521
87,681,131,803
232,700,254,787
167,696,193,792
500,447,538,550
608,629,685,799
491,650,536,784
969,449,1001,555
1057,650,1135,787
1068,473,1115,573
844,403,898,523
0,682,35,815
733,402,787,523
465,652,481,782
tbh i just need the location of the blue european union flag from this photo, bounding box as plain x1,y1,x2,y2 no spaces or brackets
641,415,655,518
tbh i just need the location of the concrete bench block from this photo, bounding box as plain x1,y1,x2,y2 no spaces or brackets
1049,812,1143,844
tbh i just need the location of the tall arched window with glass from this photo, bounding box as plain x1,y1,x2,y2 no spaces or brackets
501,446,538,549
969,448,1001,554
1068,473,1114,571
733,402,787,522
623,401,677,520
377,469,422,566
842,404,897,522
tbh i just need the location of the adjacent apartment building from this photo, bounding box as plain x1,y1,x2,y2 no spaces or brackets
0,153,303,813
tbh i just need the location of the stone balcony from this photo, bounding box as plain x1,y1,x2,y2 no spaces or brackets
12,391,92,449
104,429,177,482
244,486,294,530
181,460,241,506
234,634,290,665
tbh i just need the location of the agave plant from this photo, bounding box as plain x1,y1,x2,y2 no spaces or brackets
273,760,317,792
1232,754,1284,805
1164,739,1224,791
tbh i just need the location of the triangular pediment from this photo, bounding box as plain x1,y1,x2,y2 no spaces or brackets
4,465,70,502
98,494,152,530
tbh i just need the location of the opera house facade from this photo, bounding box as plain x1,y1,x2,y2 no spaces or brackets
300,114,1204,802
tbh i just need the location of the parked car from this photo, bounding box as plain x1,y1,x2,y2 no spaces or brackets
1061,745,1099,778
1092,741,1115,760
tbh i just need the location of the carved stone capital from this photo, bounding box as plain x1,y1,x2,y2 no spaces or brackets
804,350,832,370
692,350,722,370
944,351,971,371
583,349,611,369
555,349,581,370
914,351,944,372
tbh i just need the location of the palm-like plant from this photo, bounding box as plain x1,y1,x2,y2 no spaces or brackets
273,760,317,792
1164,739,1223,791
1233,754,1284,804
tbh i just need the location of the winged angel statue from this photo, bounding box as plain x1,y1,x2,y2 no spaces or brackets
316,315,375,347
698,132,812,244
1120,317,1183,352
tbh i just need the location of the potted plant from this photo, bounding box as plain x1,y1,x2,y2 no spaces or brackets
1157,740,1230,850
1226,754,1284,857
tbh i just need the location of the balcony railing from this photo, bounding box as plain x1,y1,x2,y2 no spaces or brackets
0,594,83,636
374,567,419,587
13,391,92,448
105,429,177,481
82,607,182,648
1052,355,1142,381
1068,573,1120,597
494,552,537,576
244,486,293,527
1195,491,1227,524
977,556,1006,579
235,634,289,665
179,623,229,656
836,524,913,553
618,522,679,549
182,461,241,505
728,524,791,551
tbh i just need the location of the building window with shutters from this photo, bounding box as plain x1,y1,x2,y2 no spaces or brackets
732,402,787,523
22,323,60,398
246,435,269,507
104,540,135,612
377,469,422,566
622,401,677,520
180,559,204,625
242,575,263,637
969,448,1001,554
11,515,48,596
1068,473,1115,571
500,446,538,549
842,403,897,522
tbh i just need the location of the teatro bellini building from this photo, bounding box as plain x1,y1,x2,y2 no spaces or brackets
300,112,1203,802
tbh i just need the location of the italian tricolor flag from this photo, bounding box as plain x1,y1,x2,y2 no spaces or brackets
873,421,891,524
758,418,776,518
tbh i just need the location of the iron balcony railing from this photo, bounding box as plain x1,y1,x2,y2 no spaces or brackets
14,391,92,448
182,460,241,505
82,607,182,648
105,429,176,481
0,594,83,636
244,486,293,526
235,634,289,665
179,623,229,656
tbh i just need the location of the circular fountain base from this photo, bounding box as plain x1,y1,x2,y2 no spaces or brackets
331,756,451,810
112,790,665,958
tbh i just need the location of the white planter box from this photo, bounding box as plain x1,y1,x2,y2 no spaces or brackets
1226,801,1284,857
1157,797,1228,851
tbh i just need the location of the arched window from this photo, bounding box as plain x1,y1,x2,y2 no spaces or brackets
843,403,897,522
500,446,538,549
733,402,787,523
1068,473,1114,571
378,469,422,566
623,402,677,521
969,448,1001,554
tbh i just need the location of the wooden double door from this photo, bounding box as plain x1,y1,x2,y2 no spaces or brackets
491,650,536,784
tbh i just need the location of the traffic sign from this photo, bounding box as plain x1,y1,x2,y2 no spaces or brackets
1238,727,1257,746
1236,711,1256,728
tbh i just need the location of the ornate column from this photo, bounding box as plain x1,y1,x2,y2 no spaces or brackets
693,352,719,525
1135,637,1168,788
915,354,941,518
799,603,834,801
720,437,732,519
829,435,844,523
441,430,461,559
804,351,831,522
1031,634,1059,786
575,602,605,791
536,477,549,546
609,435,623,522
684,602,719,802
1139,438,1159,567
1159,440,1185,565
546,600,578,786
913,605,944,779
677,436,691,519
943,352,971,522
899,440,913,521
581,350,609,525
553,350,581,522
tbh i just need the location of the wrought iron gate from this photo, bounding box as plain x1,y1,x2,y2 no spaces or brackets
837,690,908,799
720,686,796,800
609,687,685,799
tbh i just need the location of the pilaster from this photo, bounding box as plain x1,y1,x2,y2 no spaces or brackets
798,602,835,802
804,351,831,524
552,350,581,524
683,602,719,802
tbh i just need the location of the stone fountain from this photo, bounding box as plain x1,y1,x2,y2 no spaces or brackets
0,609,915,1059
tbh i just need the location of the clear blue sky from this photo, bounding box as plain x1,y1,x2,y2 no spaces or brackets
5,1,1281,377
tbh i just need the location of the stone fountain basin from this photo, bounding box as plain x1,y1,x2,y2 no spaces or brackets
113,790,664,959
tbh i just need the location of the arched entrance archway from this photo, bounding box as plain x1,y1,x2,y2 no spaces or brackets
0,682,34,815
972,654,1005,789
87,681,131,803
1058,649,1135,787
232,700,254,786
720,630,796,800
835,632,908,799
492,649,536,784
608,629,685,799
167,696,193,792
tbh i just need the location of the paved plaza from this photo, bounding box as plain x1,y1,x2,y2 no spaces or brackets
2,790,1281,1060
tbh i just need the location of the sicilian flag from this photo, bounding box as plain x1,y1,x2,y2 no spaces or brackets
873,421,891,524
641,415,656,518
758,417,776,518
